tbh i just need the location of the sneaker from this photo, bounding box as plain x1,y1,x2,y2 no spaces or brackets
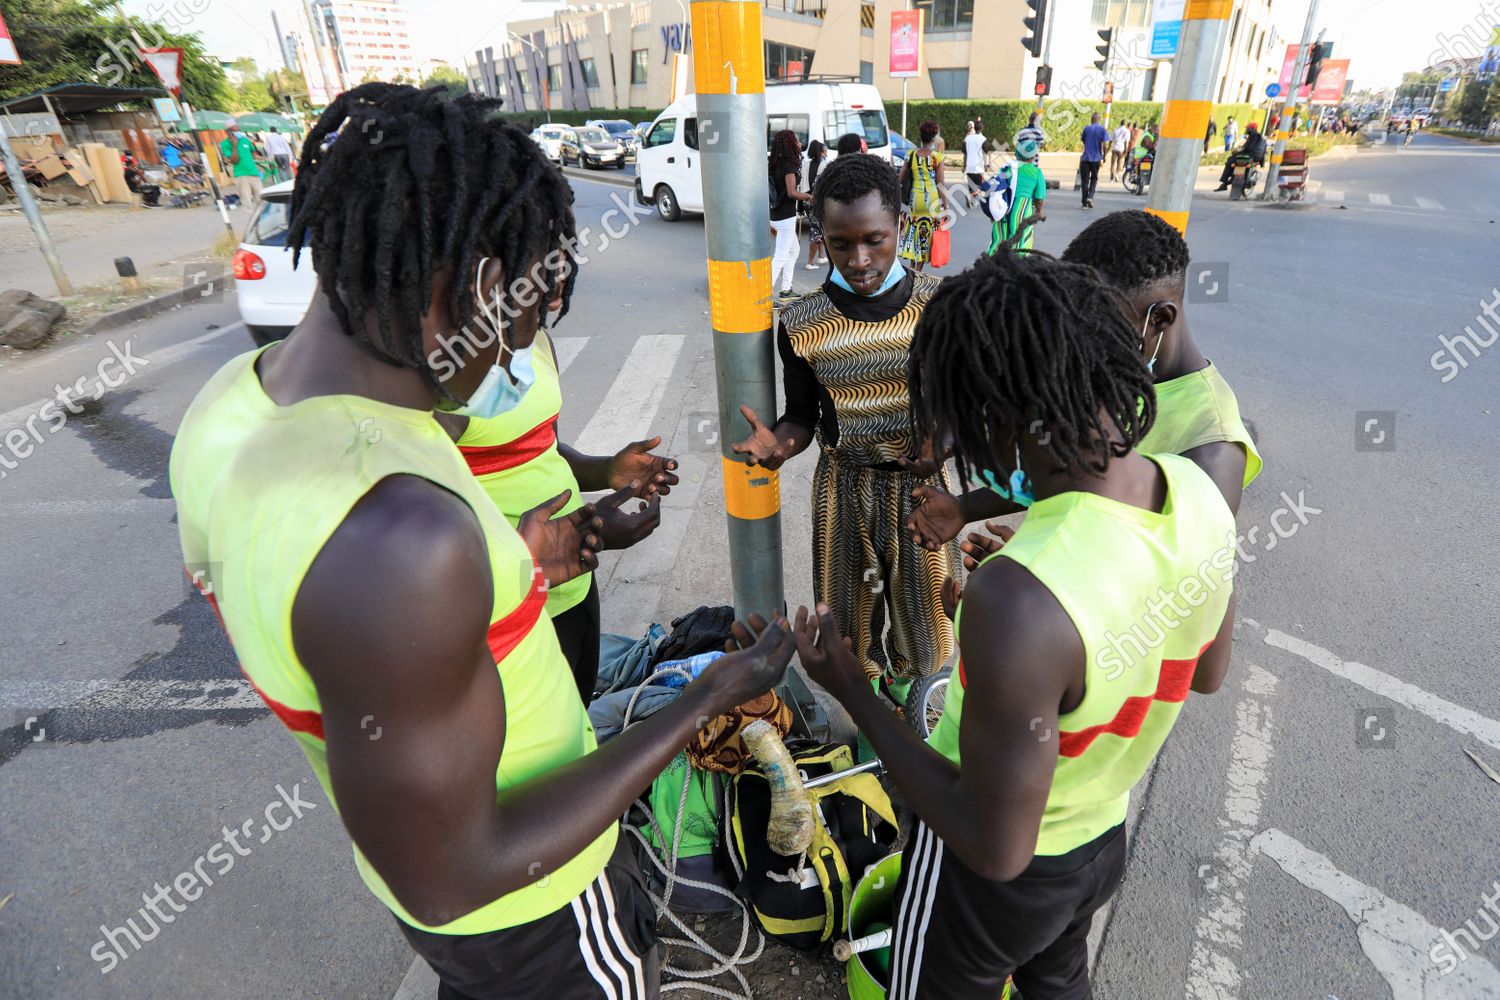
804,262,820,270
779,289,797,300
1214,184,1229,192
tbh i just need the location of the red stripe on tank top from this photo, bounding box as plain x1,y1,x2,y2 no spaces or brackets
486,571,549,665
1055,641,1214,758
459,418,558,475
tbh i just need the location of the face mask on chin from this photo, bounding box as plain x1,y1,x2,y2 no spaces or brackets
978,443,1035,508
829,257,905,297
439,256,536,419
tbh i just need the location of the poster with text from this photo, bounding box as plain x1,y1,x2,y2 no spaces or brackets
890,9,922,78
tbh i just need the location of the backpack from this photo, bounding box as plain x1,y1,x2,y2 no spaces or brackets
981,164,1019,221
724,741,898,949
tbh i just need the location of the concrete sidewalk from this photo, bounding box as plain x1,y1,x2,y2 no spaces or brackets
0,199,236,296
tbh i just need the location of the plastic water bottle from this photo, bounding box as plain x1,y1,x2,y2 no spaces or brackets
654,650,725,688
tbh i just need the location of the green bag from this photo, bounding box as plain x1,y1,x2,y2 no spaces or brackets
644,750,722,860
725,742,898,950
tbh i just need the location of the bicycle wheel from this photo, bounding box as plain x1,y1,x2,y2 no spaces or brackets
905,665,952,739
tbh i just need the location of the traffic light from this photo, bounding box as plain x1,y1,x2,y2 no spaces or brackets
1034,64,1053,96
1094,28,1114,72
1305,41,1325,86
1022,0,1048,58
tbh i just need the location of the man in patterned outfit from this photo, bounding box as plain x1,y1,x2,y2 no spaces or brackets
733,153,960,693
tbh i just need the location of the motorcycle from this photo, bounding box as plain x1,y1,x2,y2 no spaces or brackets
1228,152,1260,201
1123,152,1153,196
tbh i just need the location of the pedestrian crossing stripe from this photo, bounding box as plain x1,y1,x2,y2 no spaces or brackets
1369,193,1391,205
1414,196,1443,210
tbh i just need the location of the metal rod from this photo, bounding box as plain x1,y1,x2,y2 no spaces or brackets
0,125,73,296
802,758,883,789
1261,0,1320,199
1143,5,1233,234
181,101,234,232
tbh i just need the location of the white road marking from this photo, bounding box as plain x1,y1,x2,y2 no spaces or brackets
0,325,240,433
552,336,589,375
1253,828,1500,997
1369,193,1392,205
1414,196,1444,211
1264,630,1500,751
1184,663,1278,1000
0,678,263,711
571,334,684,456
1321,189,1344,204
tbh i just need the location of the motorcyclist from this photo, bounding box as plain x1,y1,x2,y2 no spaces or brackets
1215,122,1265,191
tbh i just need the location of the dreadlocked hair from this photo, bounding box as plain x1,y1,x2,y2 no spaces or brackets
1061,210,1189,294
769,129,801,171
811,152,901,225
286,83,577,397
908,250,1156,486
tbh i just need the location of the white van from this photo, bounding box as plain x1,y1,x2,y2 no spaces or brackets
635,81,891,221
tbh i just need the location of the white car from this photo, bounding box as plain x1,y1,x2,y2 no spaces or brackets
234,180,317,346
530,125,568,162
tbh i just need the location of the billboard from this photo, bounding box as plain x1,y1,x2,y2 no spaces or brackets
889,9,921,78
1150,0,1186,58
0,7,20,65
1310,59,1349,103
1480,25,1500,77
1278,42,1334,100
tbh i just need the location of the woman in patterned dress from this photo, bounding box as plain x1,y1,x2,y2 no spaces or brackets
897,120,949,271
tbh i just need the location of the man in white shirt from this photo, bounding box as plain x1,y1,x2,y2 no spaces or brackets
963,120,987,203
264,127,296,179
1109,121,1130,180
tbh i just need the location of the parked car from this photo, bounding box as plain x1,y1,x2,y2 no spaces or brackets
530,124,568,162
233,180,316,347
586,118,639,155
887,131,916,164
636,81,891,221
563,126,628,169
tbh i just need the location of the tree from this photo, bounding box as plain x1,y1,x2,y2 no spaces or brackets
1456,78,1491,128
421,63,466,96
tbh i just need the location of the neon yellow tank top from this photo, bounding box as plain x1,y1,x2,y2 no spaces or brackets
457,333,589,616
928,454,1236,855
1140,362,1262,488
168,346,615,933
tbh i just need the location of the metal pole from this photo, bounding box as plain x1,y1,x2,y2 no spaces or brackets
182,102,234,232
1035,0,1056,114
689,0,811,731
0,125,73,296
1261,0,1319,199
1143,4,1233,234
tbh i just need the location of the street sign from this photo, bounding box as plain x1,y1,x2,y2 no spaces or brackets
0,6,21,65
889,9,922,79
1150,0,1185,58
153,97,181,122
1266,82,1282,98
141,47,184,97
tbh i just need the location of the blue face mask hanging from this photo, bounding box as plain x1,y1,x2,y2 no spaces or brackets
449,257,536,419
830,258,905,297
979,444,1035,508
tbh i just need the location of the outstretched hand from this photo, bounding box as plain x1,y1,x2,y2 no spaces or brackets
594,483,661,551
959,521,1015,573
609,436,680,498
517,490,602,590
791,604,866,704
730,405,795,471
895,437,948,479
908,484,964,550
699,612,797,709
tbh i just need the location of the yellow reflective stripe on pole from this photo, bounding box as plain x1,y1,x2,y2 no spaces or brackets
1146,208,1190,234
1184,0,1232,16
1269,152,1284,164
691,0,764,95
722,456,781,520
708,259,772,333
1159,99,1212,141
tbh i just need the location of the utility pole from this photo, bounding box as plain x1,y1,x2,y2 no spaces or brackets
1262,0,1320,198
0,125,72,296
1143,3,1233,234
689,0,816,733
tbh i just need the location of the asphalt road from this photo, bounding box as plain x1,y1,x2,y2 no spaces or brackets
1,131,1497,999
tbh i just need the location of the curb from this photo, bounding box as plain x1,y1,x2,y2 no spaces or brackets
77,278,237,338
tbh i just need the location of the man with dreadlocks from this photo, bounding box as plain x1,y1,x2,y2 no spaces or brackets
792,250,1238,999
732,152,960,702
169,83,796,999
908,209,1262,555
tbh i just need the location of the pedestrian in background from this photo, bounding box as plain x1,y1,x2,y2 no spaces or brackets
1204,117,1217,154
770,129,813,300
897,119,947,272
1080,112,1108,209
988,126,1046,254
963,120,988,204
804,139,829,269
1109,119,1130,180
264,127,295,181
1223,116,1238,152
218,122,264,209
1128,120,1141,156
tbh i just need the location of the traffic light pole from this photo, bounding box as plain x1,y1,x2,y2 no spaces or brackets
689,0,818,733
1143,3,1232,235
1261,0,1320,199
0,126,73,296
